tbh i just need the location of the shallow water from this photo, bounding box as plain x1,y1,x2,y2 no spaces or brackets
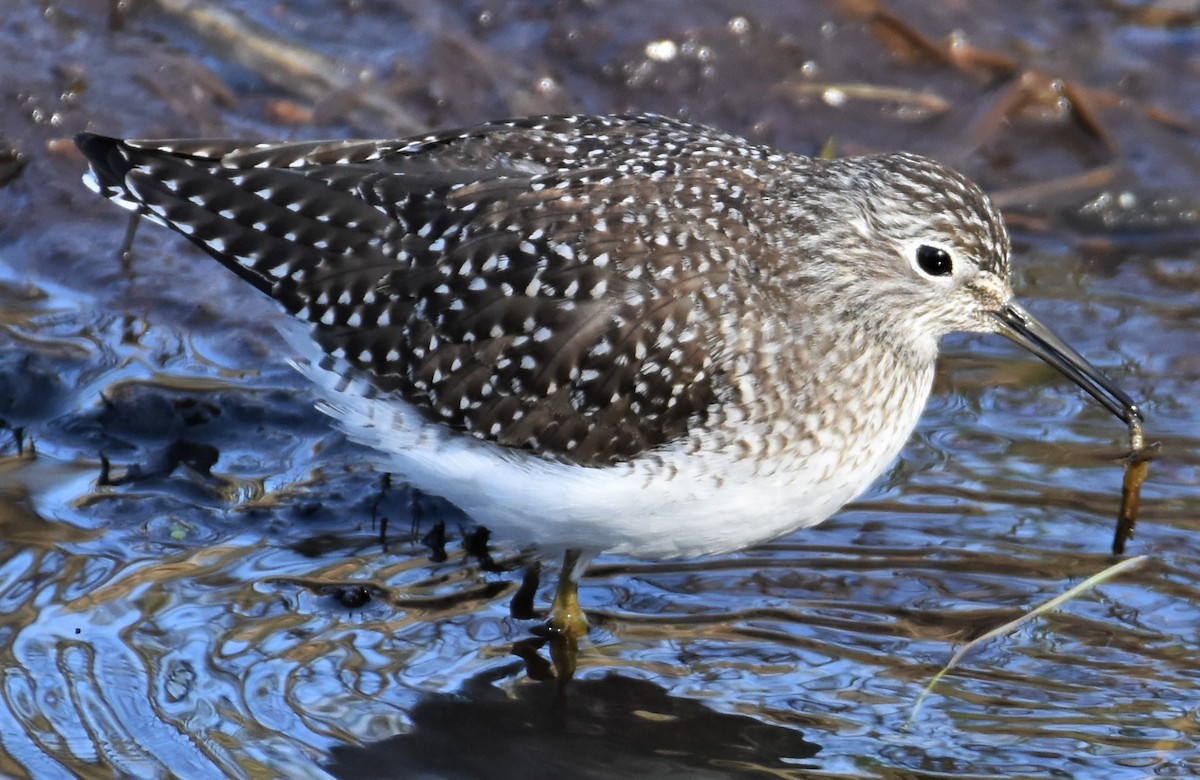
1,1,1198,778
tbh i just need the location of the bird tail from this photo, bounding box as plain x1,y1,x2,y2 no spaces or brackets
74,132,395,299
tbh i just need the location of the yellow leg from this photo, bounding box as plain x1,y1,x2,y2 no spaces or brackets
547,549,590,682
547,549,590,638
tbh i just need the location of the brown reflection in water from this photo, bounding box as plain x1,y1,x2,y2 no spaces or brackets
326,672,821,780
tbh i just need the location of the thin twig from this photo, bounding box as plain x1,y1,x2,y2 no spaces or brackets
988,164,1118,209
780,81,951,114
148,0,425,134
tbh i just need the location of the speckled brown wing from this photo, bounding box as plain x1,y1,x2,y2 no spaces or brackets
76,115,778,466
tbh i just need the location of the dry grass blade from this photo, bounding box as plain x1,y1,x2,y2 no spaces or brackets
907,554,1150,727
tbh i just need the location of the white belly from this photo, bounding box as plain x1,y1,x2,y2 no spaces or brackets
286,324,933,560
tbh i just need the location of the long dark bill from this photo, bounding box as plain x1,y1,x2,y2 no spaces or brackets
992,302,1142,428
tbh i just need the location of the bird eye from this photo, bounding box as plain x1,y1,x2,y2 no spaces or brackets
915,244,953,277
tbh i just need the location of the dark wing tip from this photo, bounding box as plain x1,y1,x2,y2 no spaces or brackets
75,132,133,194
74,131,109,153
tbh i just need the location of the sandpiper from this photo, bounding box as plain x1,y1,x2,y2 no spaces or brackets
76,113,1140,643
